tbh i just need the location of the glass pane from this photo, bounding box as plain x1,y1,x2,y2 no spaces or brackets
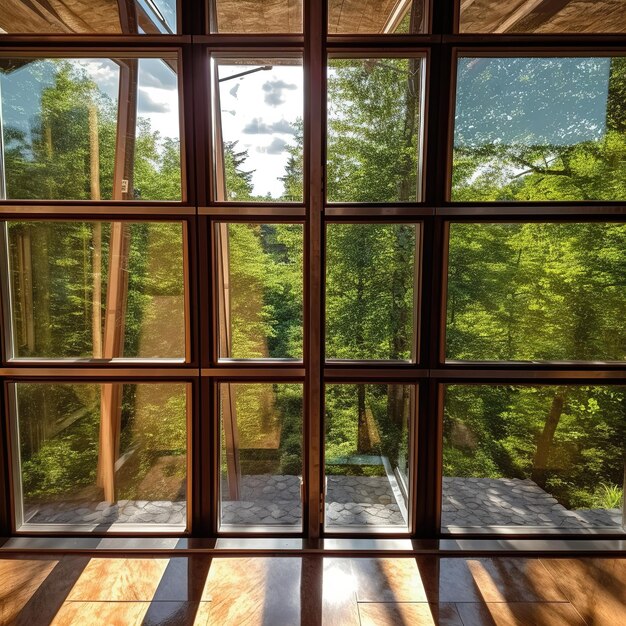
460,0,626,34
452,56,626,202
212,0,302,33
0,0,177,34
446,223,626,362
213,58,303,202
217,223,303,360
325,384,412,530
12,382,188,530
443,385,626,532
326,223,418,361
329,0,428,34
219,383,303,529
5,222,186,360
0,56,181,201
327,56,424,203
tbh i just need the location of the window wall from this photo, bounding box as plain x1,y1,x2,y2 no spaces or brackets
0,1,623,540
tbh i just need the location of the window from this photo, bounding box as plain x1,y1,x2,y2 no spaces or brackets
0,55,182,201
0,1,623,541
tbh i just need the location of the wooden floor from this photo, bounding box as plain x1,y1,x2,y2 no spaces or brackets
0,553,623,625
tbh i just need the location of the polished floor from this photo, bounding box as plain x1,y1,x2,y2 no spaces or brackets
0,553,623,625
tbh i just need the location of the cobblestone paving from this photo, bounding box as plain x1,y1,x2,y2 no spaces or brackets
24,476,623,530
442,477,622,529
221,475,406,526
25,498,186,527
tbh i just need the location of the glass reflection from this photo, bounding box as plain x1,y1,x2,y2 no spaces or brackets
0,56,181,201
460,0,626,34
13,382,188,530
443,385,626,532
216,223,303,360
327,57,424,203
453,56,626,202
446,223,626,362
324,384,412,530
219,383,303,529
6,221,186,360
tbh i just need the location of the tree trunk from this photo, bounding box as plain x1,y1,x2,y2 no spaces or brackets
89,103,103,358
531,388,567,488
357,384,371,454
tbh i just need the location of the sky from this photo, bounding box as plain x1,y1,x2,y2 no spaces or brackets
455,57,611,148
0,57,180,148
0,57,304,200
217,61,303,199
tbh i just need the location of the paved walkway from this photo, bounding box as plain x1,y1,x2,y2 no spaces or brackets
441,477,622,529
24,476,623,530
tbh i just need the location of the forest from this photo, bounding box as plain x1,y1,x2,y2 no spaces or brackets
1,54,624,526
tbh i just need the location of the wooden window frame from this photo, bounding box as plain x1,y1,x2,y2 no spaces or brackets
0,0,624,543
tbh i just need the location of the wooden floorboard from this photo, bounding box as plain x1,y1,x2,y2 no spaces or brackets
0,554,623,624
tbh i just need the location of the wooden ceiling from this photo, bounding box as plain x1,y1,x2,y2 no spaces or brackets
460,0,626,33
2,0,624,35
0,0,124,34
0,0,413,34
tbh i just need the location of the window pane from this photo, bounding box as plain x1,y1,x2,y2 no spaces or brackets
212,0,302,33
12,382,188,530
329,0,428,34
219,383,302,529
326,223,418,361
213,58,303,202
0,0,178,34
5,222,186,360
0,56,181,201
443,385,626,532
327,56,424,203
446,223,626,362
325,384,412,530
460,0,626,34
217,223,303,360
452,56,626,202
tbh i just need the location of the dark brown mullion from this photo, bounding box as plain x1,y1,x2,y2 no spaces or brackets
0,36,190,46
444,34,626,46
430,370,626,383
418,2,455,538
0,207,196,218
324,367,428,381
0,225,11,366
200,207,306,218
202,369,305,379
304,0,325,542
326,36,439,48
0,380,9,535
438,206,626,218
181,45,199,208
196,36,305,47
197,375,215,536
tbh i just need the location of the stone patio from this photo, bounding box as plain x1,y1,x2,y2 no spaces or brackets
22,476,623,531
25,499,186,527
441,477,623,529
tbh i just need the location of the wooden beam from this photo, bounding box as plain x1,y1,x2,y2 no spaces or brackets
493,0,569,33
382,0,412,33
96,54,137,505
460,0,478,10
213,62,242,502
217,224,241,501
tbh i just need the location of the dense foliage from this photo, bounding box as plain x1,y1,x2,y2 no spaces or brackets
4,55,624,520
